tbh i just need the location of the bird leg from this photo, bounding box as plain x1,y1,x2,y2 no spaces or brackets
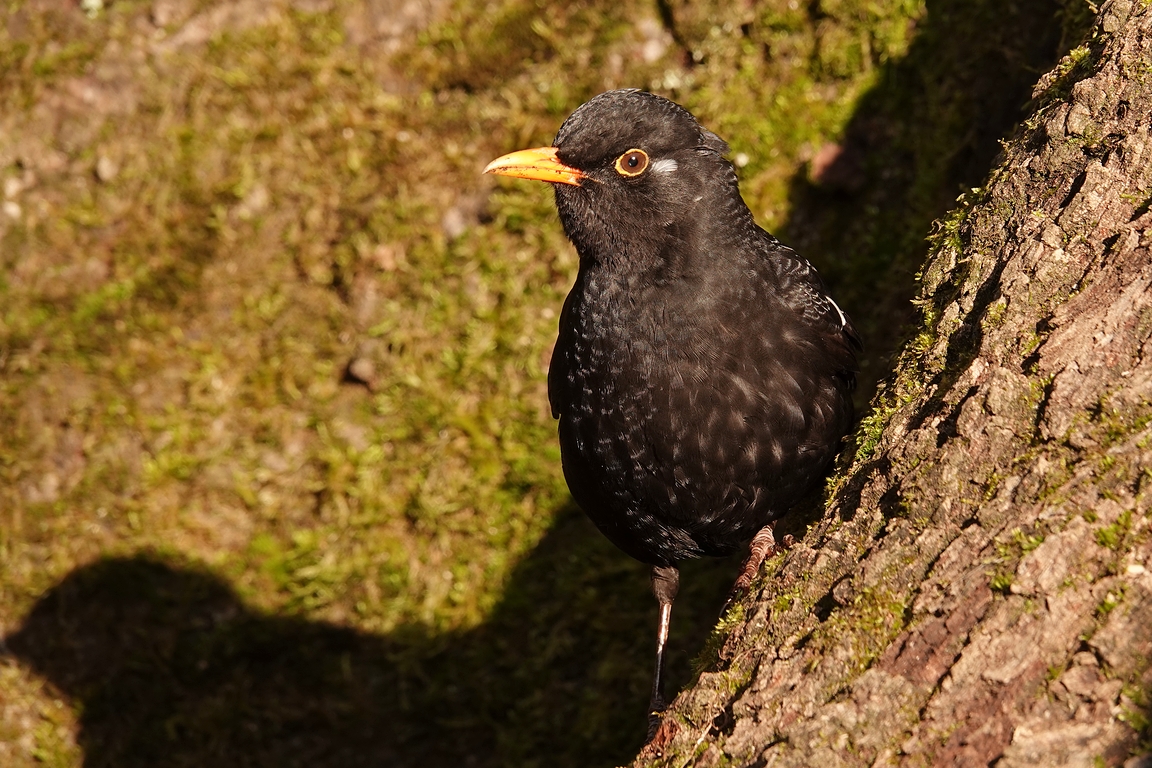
729,523,794,599
647,564,680,742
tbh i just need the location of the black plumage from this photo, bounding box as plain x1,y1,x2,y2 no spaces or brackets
485,89,860,736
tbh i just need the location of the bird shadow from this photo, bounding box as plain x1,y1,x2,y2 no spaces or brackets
3,504,737,768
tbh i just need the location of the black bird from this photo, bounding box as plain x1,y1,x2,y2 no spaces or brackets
484,89,860,735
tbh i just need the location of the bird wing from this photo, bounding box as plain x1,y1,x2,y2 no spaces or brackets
547,283,583,420
763,235,863,361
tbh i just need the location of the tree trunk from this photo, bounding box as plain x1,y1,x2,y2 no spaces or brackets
636,2,1152,765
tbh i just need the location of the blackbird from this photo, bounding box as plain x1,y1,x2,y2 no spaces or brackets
485,89,860,734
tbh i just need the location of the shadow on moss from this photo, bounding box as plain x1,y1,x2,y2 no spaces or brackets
5,507,736,768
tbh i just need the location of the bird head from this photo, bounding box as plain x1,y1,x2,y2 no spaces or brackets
485,90,744,270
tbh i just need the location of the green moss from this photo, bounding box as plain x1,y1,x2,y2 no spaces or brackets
1096,397,1152,448
853,397,899,463
988,527,1046,594
811,585,909,678
990,572,1014,593
1096,586,1126,618
1119,702,1149,735
1095,509,1134,550
31,39,98,77
1015,529,1046,554
1036,43,1098,105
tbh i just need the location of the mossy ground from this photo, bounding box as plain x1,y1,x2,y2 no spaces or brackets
0,0,1089,765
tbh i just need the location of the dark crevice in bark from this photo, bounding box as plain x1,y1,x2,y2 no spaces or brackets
1061,168,1090,207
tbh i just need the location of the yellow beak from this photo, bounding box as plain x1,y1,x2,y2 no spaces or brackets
483,146,585,186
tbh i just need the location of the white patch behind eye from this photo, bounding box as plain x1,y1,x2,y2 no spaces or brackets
651,158,678,174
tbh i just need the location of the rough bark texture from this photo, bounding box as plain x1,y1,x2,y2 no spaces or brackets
635,2,1152,766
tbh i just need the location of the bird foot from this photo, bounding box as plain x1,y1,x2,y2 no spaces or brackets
645,696,667,745
726,527,795,606
640,708,679,758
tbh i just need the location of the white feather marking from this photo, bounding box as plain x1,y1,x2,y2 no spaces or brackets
827,296,848,329
651,158,678,174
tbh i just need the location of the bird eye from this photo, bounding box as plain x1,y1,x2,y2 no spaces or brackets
614,149,649,177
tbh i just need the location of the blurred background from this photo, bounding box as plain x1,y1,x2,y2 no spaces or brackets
0,0,1090,765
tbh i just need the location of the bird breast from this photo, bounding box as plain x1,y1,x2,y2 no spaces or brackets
550,265,833,534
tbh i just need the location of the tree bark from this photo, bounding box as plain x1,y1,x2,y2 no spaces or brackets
636,2,1152,765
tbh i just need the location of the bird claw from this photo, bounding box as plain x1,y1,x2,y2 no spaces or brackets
725,527,796,607
640,705,680,757
728,570,756,599
645,698,667,744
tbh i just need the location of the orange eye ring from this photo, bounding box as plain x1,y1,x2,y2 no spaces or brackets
615,149,649,177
